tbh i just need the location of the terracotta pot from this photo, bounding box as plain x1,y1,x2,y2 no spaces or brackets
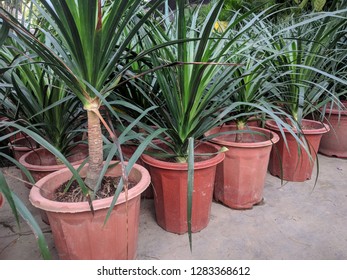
114,144,154,199
319,101,347,158
141,142,224,234
0,117,24,142
205,125,279,209
9,136,39,161
20,144,89,224
0,193,4,208
19,144,88,189
9,132,26,142
266,119,330,182
29,161,151,260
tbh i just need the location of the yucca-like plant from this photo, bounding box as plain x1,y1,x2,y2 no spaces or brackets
0,37,84,157
140,1,304,159
262,7,347,125
0,0,164,195
139,0,273,161
225,56,272,128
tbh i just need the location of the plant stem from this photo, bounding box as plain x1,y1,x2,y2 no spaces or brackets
235,121,245,143
85,109,103,190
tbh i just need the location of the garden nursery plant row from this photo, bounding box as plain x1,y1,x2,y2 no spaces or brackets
0,0,346,260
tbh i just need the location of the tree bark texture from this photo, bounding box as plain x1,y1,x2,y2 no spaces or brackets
85,109,103,190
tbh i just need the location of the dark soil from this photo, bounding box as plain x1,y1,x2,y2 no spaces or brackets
54,176,137,203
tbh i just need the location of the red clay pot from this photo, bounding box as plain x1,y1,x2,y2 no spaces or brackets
0,117,25,142
141,142,224,234
19,144,88,189
9,136,39,161
29,161,150,260
205,125,279,209
266,119,330,182
116,144,154,199
0,193,3,208
319,101,347,158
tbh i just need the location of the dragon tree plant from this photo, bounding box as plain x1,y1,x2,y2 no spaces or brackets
0,37,84,158
0,0,164,194
139,0,302,158
138,0,262,161
263,6,347,126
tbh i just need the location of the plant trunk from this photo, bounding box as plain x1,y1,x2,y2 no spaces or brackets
235,121,245,143
85,110,103,190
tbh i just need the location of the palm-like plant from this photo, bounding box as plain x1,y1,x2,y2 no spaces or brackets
139,1,301,157
0,37,84,157
225,55,273,127
0,0,163,193
139,0,270,161
263,8,347,125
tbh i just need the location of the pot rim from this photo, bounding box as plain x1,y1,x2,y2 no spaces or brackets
29,161,150,213
265,119,330,135
141,141,225,171
205,125,279,148
321,101,347,116
19,144,88,171
8,136,37,150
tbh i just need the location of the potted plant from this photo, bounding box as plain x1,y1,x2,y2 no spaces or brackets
0,39,89,189
318,43,347,157
139,0,275,235
204,41,283,209
262,9,347,181
319,97,347,158
0,0,163,259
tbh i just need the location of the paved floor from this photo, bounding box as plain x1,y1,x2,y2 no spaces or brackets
0,154,346,260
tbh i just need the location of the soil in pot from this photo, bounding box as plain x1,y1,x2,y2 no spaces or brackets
319,101,347,158
29,161,150,260
54,176,137,202
205,125,279,209
266,119,329,182
141,141,224,234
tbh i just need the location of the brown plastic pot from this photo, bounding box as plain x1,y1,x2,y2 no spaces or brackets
266,119,330,182
9,136,39,161
29,161,151,260
115,144,154,199
0,193,3,208
19,144,88,189
205,125,279,209
319,101,347,158
141,142,224,234
0,117,25,142
20,144,89,225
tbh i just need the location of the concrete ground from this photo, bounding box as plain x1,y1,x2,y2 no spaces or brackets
0,154,346,260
